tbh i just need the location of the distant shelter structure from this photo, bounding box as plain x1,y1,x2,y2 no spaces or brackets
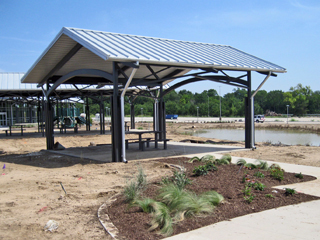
20,27,286,162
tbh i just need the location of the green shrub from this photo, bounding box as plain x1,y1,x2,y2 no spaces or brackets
244,195,255,203
285,188,297,196
270,168,284,181
193,165,208,176
265,194,274,198
254,171,265,178
242,185,252,196
204,161,217,171
295,172,304,179
253,182,266,191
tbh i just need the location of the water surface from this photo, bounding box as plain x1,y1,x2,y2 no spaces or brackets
190,128,320,146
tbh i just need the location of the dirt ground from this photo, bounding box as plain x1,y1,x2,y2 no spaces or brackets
0,121,319,239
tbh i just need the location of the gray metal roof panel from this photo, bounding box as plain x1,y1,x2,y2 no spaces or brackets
65,27,286,71
21,27,286,84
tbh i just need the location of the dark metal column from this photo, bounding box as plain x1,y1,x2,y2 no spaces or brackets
45,94,54,150
37,96,41,132
99,97,105,134
245,71,253,148
159,85,167,148
111,62,122,162
85,97,90,131
130,104,135,129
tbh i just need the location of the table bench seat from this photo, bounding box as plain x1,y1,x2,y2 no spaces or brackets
2,126,25,136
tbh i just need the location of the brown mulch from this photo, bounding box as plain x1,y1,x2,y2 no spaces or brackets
107,158,319,240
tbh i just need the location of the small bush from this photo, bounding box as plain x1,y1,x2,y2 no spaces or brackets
295,172,304,179
285,188,297,196
265,194,274,198
204,161,217,171
242,185,252,196
254,171,265,178
193,165,208,176
270,168,284,181
244,195,255,203
253,182,266,191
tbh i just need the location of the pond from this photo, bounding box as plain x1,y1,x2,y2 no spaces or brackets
190,128,320,146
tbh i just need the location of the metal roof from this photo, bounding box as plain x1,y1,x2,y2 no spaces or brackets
21,27,286,85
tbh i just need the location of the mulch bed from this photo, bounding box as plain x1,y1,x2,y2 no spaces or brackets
107,157,319,240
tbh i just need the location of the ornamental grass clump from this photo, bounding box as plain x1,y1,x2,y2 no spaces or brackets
128,167,224,236
256,160,269,170
148,201,173,236
123,167,147,203
220,154,232,163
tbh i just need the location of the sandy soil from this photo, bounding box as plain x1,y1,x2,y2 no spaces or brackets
0,121,319,239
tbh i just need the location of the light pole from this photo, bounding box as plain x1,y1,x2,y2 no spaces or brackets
197,106,199,123
286,105,289,124
219,86,222,121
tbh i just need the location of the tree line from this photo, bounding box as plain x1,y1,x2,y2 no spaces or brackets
83,84,319,117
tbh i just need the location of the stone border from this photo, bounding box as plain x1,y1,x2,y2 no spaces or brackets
98,194,120,239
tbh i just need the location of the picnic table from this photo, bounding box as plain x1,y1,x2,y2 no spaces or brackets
125,130,170,151
1,125,25,136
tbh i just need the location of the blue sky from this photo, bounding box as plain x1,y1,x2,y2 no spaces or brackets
0,0,319,96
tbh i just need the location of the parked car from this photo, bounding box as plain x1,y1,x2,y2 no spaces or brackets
166,114,178,120
254,115,265,123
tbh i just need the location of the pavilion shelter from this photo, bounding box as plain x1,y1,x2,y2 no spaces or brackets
21,27,286,162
